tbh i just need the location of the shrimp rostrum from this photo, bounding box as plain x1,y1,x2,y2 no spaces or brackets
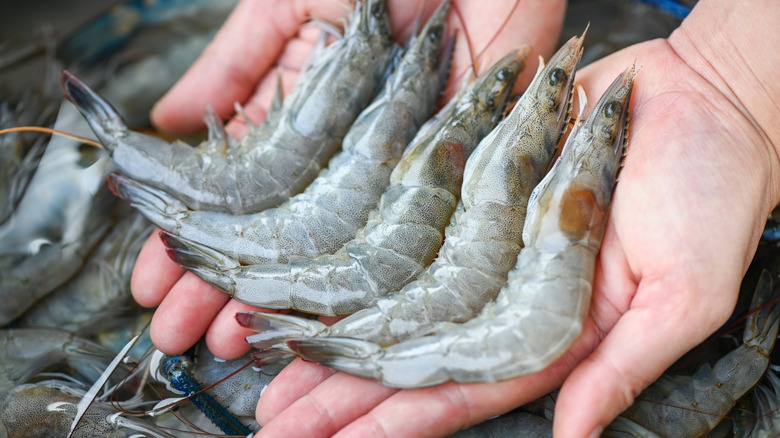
106,0,454,266
61,0,398,214
160,50,526,316
287,67,634,388
239,33,586,359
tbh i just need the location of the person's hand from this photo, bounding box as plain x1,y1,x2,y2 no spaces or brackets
249,2,780,436
130,0,566,359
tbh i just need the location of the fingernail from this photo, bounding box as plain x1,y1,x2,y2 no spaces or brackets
588,426,604,438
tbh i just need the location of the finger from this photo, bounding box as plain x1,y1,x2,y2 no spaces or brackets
257,370,398,438
151,0,351,135
443,0,566,100
256,359,338,425
150,272,230,354
333,343,587,438
205,300,270,359
131,230,185,307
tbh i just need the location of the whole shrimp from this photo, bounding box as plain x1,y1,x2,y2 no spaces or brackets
108,0,455,266
239,33,585,358
286,67,634,387
160,50,526,316
603,268,780,437
61,0,398,214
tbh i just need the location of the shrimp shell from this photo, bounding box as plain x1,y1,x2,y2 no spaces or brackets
162,50,527,316
62,0,398,214
107,0,454,265
286,66,634,387
239,33,586,358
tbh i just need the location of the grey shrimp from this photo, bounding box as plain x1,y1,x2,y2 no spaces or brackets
108,0,455,266
603,269,780,437
0,382,175,438
161,50,527,316
733,367,780,437
286,67,634,387
18,212,154,333
62,0,398,214
239,34,586,358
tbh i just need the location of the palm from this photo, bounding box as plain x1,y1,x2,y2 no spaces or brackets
252,39,775,437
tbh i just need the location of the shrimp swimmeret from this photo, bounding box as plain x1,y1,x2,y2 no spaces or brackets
286,67,635,388
238,33,587,360
161,50,527,316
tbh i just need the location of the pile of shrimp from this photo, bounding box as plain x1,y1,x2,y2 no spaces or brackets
10,0,780,437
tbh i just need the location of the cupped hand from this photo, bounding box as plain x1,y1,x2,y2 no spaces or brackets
250,22,780,438
131,0,566,359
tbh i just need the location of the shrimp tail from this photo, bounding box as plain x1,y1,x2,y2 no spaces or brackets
107,173,185,232
159,231,238,294
60,70,125,149
236,312,327,351
744,269,780,354
287,337,383,380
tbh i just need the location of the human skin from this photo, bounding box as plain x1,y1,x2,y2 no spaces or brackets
133,0,780,436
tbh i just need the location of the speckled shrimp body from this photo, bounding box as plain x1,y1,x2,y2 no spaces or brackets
161,50,527,316
238,34,586,358
62,0,398,215
286,67,635,388
107,0,454,266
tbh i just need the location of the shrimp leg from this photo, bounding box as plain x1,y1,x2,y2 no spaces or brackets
162,50,527,316
287,67,634,387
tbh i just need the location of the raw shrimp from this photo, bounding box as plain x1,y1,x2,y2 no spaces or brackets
0,382,175,438
18,211,154,333
108,0,455,266
287,67,634,387
604,268,780,437
160,49,526,316
239,33,586,357
0,328,131,392
62,0,399,214
0,103,121,326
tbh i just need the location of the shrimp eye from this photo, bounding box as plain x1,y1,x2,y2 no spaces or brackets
496,68,513,82
604,101,621,117
371,2,385,18
428,25,443,42
549,68,566,86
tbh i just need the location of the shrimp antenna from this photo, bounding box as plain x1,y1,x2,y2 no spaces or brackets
0,126,102,148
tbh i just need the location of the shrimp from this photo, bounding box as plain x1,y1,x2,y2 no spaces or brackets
603,268,780,437
61,0,399,215
286,67,634,387
0,103,121,326
18,212,154,333
160,50,526,316
107,0,455,266
0,382,175,438
0,328,133,393
239,33,586,358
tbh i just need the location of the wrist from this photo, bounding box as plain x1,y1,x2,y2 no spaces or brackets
668,0,780,201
